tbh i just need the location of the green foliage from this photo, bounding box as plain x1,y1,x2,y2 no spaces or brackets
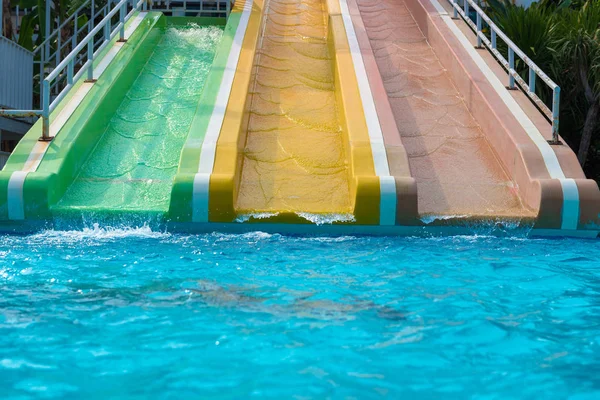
555,1,600,89
489,0,600,175
76,14,88,30
488,1,556,71
16,8,37,50
13,0,102,51
15,0,38,8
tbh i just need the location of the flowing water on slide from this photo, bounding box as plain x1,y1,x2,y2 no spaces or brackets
56,25,223,213
235,0,352,217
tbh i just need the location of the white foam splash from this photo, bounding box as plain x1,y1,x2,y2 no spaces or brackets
0,359,55,370
212,231,274,241
420,214,469,224
165,24,224,51
297,213,355,225
235,212,279,223
28,223,169,243
298,236,357,242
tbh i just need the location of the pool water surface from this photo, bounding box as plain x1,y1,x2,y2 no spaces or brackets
0,228,599,398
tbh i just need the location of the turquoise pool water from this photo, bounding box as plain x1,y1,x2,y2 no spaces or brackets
0,229,599,398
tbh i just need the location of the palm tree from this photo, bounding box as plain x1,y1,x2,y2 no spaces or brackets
553,1,600,167
489,0,600,171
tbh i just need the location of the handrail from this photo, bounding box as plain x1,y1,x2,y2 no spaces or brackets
40,0,142,139
1,0,141,140
448,0,561,144
47,1,129,82
0,0,233,141
35,1,115,110
148,0,233,16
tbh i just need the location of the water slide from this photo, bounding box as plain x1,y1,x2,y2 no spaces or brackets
0,12,230,223
0,0,598,236
55,23,223,215
356,0,532,221
342,0,600,234
188,0,394,225
236,0,352,218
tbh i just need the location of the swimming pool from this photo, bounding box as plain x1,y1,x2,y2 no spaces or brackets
1,228,599,398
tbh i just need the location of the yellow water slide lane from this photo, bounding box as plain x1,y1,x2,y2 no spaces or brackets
210,0,380,224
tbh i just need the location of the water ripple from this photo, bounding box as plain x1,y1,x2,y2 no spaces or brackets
0,230,599,398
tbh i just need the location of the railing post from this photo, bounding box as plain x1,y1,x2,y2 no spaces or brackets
550,86,561,144
45,0,51,60
38,60,44,109
528,67,536,94
475,12,482,48
105,17,111,42
41,80,51,141
67,60,74,85
87,41,95,82
119,1,126,41
464,0,469,17
508,48,515,89
452,0,458,19
56,34,61,67
491,29,496,50
71,28,77,53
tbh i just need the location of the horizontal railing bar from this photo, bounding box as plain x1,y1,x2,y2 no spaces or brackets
73,60,93,86
453,0,558,90
4,0,230,140
449,0,559,142
49,82,73,114
474,29,553,118
0,110,43,116
48,0,145,114
46,0,127,82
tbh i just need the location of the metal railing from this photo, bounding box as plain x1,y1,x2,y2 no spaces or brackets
43,0,145,125
1,0,143,140
0,0,233,141
35,0,99,108
148,0,232,16
36,0,94,66
8,4,39,41
449,0,561,144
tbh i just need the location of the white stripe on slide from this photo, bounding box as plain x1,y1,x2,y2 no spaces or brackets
7,171,28,220
338,0,397,226
428,0,579,229
192,0,254,223
6,12,147,221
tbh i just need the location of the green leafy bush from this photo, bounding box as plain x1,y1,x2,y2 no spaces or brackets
488,0,600,180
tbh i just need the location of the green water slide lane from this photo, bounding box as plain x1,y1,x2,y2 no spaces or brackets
54,20,225,215
0,12,164,220
168,12,241,222
0,13,238,222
